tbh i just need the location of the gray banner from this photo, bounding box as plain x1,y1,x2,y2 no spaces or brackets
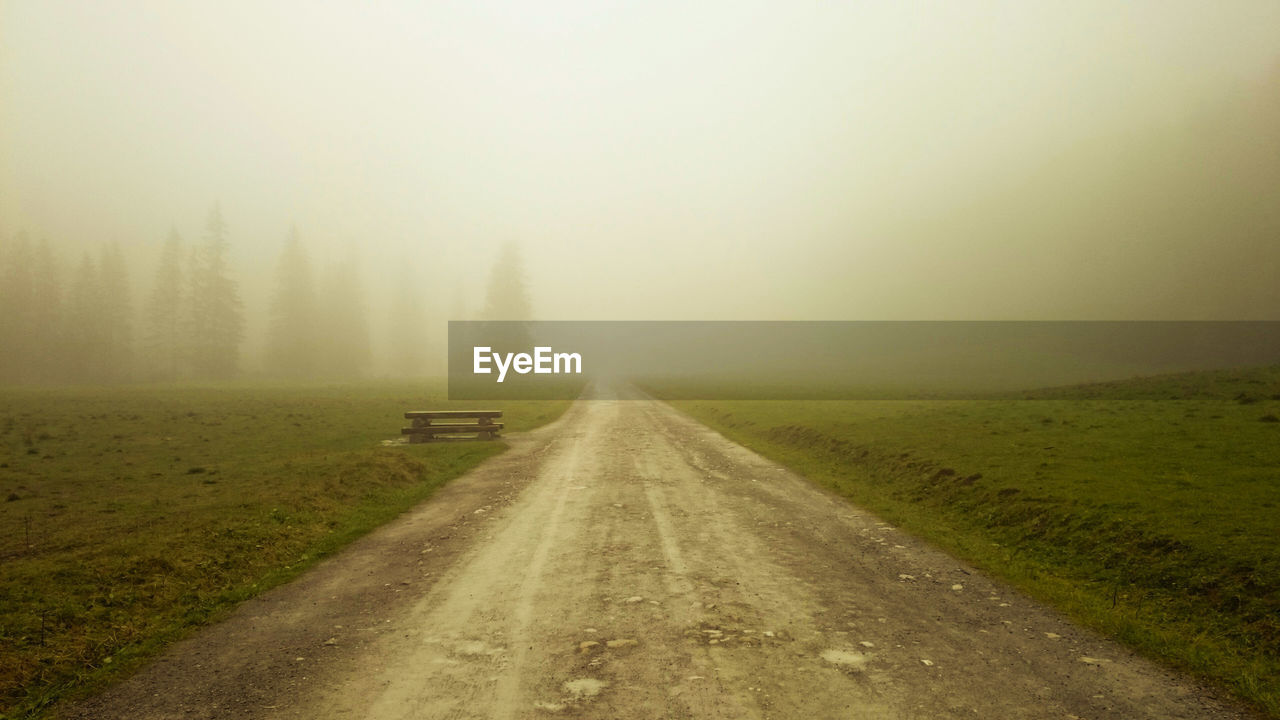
448,321,1280,400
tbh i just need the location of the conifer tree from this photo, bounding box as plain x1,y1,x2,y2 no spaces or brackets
29,239,64,383
480,242,532,320
65,252,105,382
146,228,186,380
0,234,31,381
388,263,430,376
478,243,533,353
265,226,319,378
187,204,244,379
98,242,133,381
0,233,35,382
317,255,371,378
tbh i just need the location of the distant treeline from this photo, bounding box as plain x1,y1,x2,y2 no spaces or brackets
0,233,135,384
0,209,448,385
0,208,532,385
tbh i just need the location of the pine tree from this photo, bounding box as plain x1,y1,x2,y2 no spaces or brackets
0,232,35,383
317,255,371,378
98,242,133,382
65,252,105,382
388,263,430,376
480,243,532,320
187,204,244,379
478,243,533,353
265,226,319,378
146,228,186,380
30,239,64,383
449,284,468,322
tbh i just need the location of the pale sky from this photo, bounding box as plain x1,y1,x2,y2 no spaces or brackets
3,0,1279,327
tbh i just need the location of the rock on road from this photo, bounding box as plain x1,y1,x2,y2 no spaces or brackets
66,390,1250,719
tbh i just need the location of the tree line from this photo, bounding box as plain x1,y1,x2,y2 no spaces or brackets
0,203,502,385
0,234,133,384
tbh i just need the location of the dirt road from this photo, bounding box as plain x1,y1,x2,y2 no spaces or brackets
66,391,1250,719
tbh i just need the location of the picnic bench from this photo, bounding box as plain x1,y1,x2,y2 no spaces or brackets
402,410,503,442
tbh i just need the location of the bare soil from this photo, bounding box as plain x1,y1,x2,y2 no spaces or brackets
62,391,1254,719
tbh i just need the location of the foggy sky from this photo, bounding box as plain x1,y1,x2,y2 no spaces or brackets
3,0,1279,331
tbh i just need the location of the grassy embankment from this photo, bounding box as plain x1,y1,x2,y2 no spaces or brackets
663,366,1280,717
0,381,568,719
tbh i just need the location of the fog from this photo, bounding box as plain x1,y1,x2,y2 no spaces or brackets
2,1,1279,380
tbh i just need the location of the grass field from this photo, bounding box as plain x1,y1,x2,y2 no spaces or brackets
0,381,568,719
663,365,1280,717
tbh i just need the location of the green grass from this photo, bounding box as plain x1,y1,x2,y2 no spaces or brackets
0,380,568,719
661,365,1280,717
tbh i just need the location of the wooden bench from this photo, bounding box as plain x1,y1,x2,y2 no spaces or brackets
402,410,503,442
